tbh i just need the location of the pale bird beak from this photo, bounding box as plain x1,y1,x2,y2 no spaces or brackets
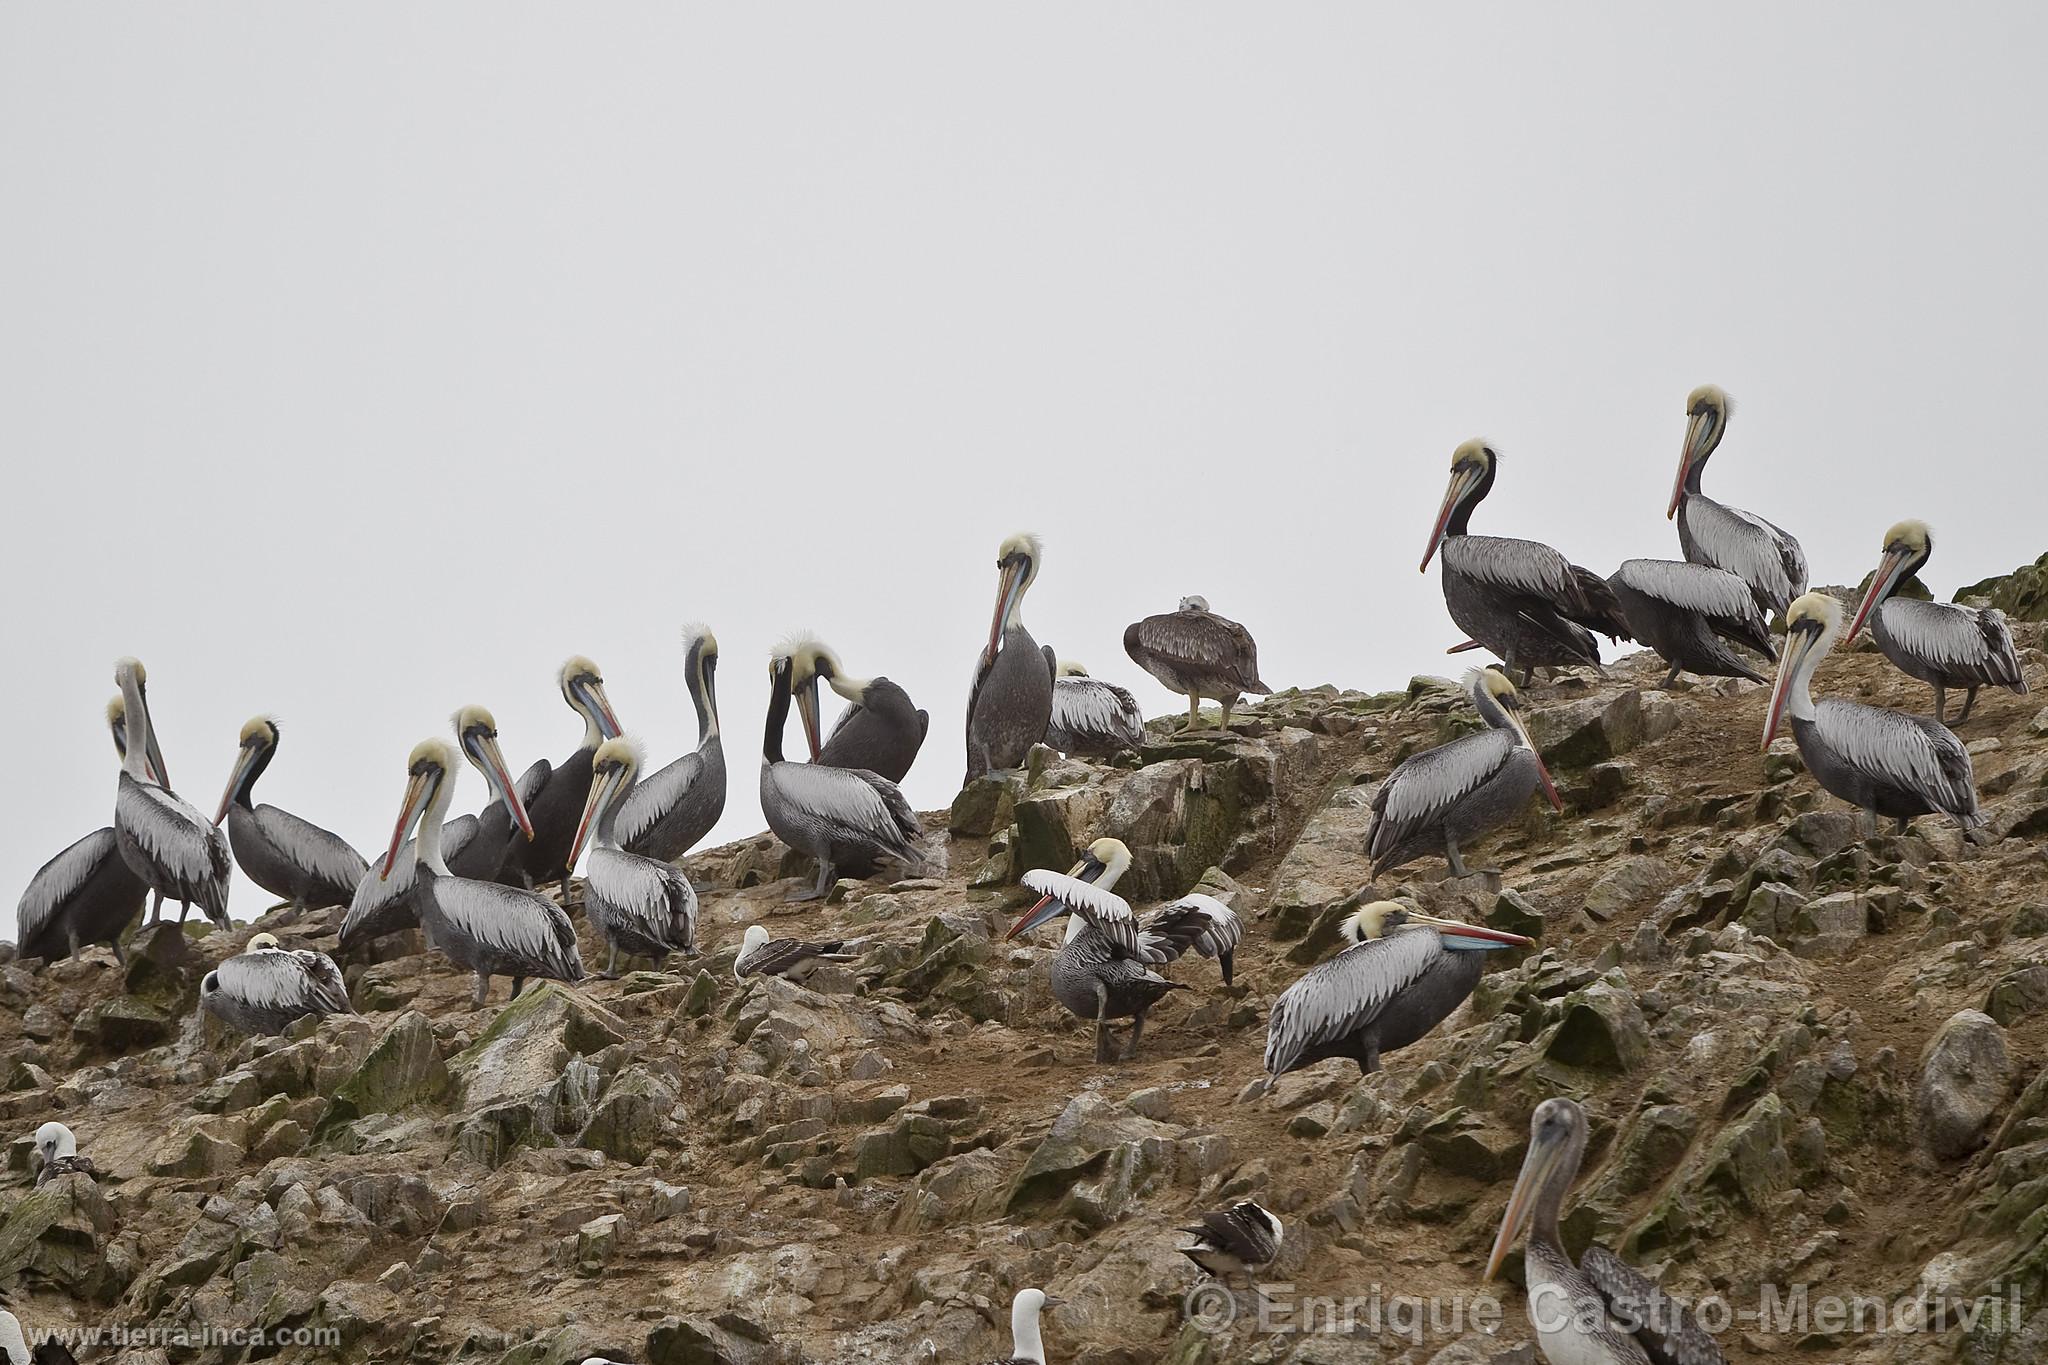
141,694,171,792
567,769,614,872
987,559,1023,665
1669,412,1709,519
1404,911,1534,947
382,770,432,878
796,674,825,762
212,744,259,825
1761,630,1811,752
1421,466,1477,572
1846,548,1910,641
1506,711,1564,812
1485,1133,1562,1281
478,734,537,841
586,681,622,740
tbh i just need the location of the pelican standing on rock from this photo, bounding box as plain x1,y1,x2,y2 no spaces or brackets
1848,520,2027,723
33,1122,95,1186
17,699,153,965
734,924,859,982
1764,593,1985,838
213,718,368,911
491,656,622,888
200,932,354,1035
790,637,928,783
1608,559,1776,686
965,533,1056,782
380,738,584,1005
1264,901,1533,1076
1488,1097,1725,1365
615,627,726,862
112,658,231,926
567,737,699,975
1045,661,1145,755
1124,597,1272,730
762,651,924,901
1422,441,1632,684
976,1288,1063,1365
1669,384,1807,619
1367,669,1563,879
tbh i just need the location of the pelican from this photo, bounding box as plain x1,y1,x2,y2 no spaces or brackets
1669,384,1807,619
734,923,859,982
490,656,622,888
567,736,699,976
762,650,925,901
112,658,230,926
1003,838,1241,1063
1763,593,1984,837
1265,900,1533,1076
1367,668,1563,879
1045,660,1145,756
1848,520,2027,724
17,699,152,965
341,705,535,948
1608,559,1776,687
1180,1201,1283,1280
212,718,368,911
32,1122,95,1186
0,1308,76,1365
965,533,1056,782
1422,441,1632,684
200,931,354,1035
976,1288,1063,1365
789,637,928,783
380,737,584,1005
1487,1097,1726,1365
1124,596,1272,729
615,626,727,862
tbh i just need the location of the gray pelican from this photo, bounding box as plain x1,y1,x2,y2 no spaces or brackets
1045,660,1145,756
1180,1201,1283,1279
380,737,585,1005
17,698,152,965
615,626,727,862
1488,1097,1725,1365
734,923,858,982
1764,593,1984,837
1422,441,1632,684
1264,900,1532,1076
1847,520,2027,723
213,718,369,911
789,637,928,783
762,651,925,901
341,705,534,948
567,736,699,976
112,658,231,926
1367,668,1563,878
1123,597,1272,729
200,931,354,1035
33,1122,95,1186
486,656,621,888
977,1288,1062,1365
1669,383,1808,618
1003,838,1241,1063
1608,559,1776,687
965,533,1056,783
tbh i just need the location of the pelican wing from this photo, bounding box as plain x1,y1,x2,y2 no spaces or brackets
1684,498,1806,608
343,848,415,940
430,877,584,979
1138,894,1243,970
18,827,120,951
117,779,230,887
1049,677,1146,749
1186,1203,1281,1265
738,937,853,978
1812,699,1979,822
1445,536,1630,638
588,847,697,949
1582,1244,1727,1365
442,814,481,865
613,750,706,849
768,762,921,857
217,949,354,1016
1127,612,1266,690
1019,868,1142,955
1881,600,2026,686
1613,558,1774,654
251,805,369,891
1264,929,1443,1074
1368,730,1517,858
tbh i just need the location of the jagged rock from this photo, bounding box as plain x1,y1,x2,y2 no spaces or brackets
147,1116,243,1176
1916,1010,2014,1159
1527,689,1643,768
851,1111,953,1182
1955,550,2048,620
579,1065,680,1164
948,774,1018,837
73,995,176,1052
1581,856,1668,922
1698,1092,1793,1211
1789,892,1869,958
0,1171,120,1300
646,1314,796,1365
451,985,627,1110
1739,881,1809,938
1541,979,1648,1072
1008,1093,1181,1214
1984,964,2048,1026
316,1010,452,1142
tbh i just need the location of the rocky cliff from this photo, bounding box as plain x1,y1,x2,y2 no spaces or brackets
3,614,2047,1365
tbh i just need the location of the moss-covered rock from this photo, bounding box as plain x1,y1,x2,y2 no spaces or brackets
315,1010,451,1142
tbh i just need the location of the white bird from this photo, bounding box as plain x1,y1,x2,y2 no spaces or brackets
112,658,230,926
1045,660,1145,755
615,625,727,863
733,923,859,982
1847,519,2028,724
0,1308,74,1365
976,1287,1064,1365
567,736,699,976
1669,384,1808,618
212,717,369,911
200,932,354,1036
32,1121,95,1186
1180,1200,1284,1278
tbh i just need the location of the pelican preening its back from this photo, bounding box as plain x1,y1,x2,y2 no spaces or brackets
568,736,699,976
1264,900,1533,1076
487,656,622,889
789,636,928,783
733,923,859,981
1848,520,2027,724
1764,593,1983,837
1045,660,1145,756
1180,1200,1283,1279
966,533,1056,783
213,717,369,911
615,626,727,862
1488,1098,1726,1365
17,698,151,965
112,658,231,927
200,931,354,1036
1422,441,1632,685
34,1121,95,1186
1367,668,1563,879
1608,559,1776,687
1670,384,1808,619
1123,596,1271,730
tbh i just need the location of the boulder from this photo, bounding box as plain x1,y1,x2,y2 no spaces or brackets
1915,1010,2014,1159
315,1010,452,1141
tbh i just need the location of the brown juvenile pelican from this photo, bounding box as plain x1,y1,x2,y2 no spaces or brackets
1764,593,1984,837
212,718,369,911
341,705,534,948
734,923,859,981
615,626,726,862
484,656,622,888
1422,441,1631,684
1004,838,1241,1062
567,736,698,976
1124,596,1272,729
1847,520,2027,723
976,1288,1063,1365
112,658,231,926
1488,1097,1726,1365
1045,660,1145,755
965,533,1056,782
33,1122,95,1186
380,737,585,1005
17,699,153,965
1669,384,1808,618
1264,900,1532,1076
1180,1201,1283,1279
1367,669,1563,878
200,932,354,1035
1608,559,1776,687
762,651,924,901
789,637,928,783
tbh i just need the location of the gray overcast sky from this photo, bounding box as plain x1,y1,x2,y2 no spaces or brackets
5,5,2045,933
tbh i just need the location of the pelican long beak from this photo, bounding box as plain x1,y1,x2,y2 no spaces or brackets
1847,548,1912,640
585,680,622,741
475,733,537,841
987,559,1024,665
382,770,434,878
568,767,620,872
1485,1128,1566,1281
138,692,171,792
1668,411,1710,519
1405,911,1534,950
212,745,260,825
1505,710,1564,812
1421,465,1479,572
1006,855,1090,940
1761,628,1815,751
796,673,825,761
